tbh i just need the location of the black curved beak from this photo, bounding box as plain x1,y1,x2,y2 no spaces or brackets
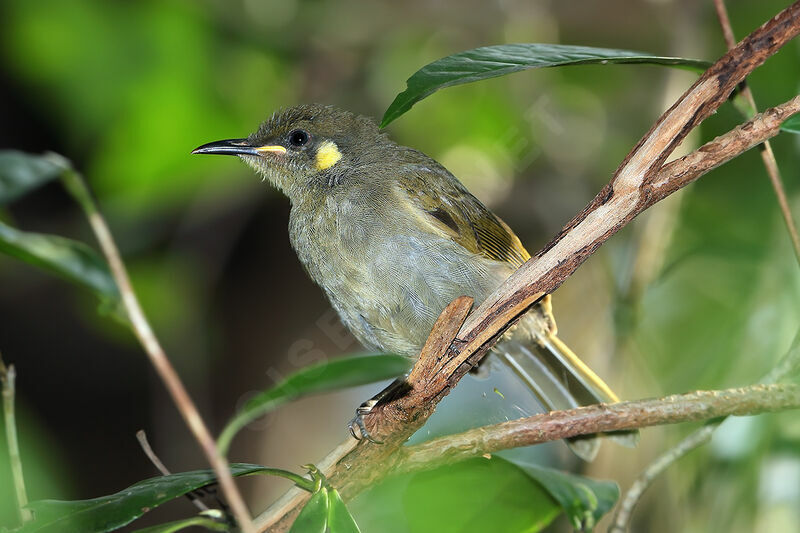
191,138,287,156
192,138,256,156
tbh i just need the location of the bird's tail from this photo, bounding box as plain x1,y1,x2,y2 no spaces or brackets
495,332,638,461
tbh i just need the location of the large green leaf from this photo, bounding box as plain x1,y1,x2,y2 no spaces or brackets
351,457,616,532
381,44,711,126
17,464,268,533
327,488,361,533
0,221,120,310
516,462,619,531
288,489,329,533
0,150,65,205
218,354,412,454
286,487,361,533
351,456,560,533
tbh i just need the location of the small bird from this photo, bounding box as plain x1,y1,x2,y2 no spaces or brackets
193,104,633,460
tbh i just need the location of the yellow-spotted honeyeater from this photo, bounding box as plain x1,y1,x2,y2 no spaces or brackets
193,104,635,460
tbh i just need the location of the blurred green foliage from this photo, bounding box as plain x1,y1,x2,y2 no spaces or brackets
2,0,292,216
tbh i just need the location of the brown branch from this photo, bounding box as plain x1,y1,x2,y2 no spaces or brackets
713,0,800,266
393,384,800,474
257,4,800,530
58,169,255,533
648,95,800,199
136,429,173,477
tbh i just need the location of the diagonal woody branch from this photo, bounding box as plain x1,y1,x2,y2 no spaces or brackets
449,2,800,379
257,3,800,531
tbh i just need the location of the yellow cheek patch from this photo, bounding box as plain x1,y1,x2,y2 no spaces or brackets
315,141,342,171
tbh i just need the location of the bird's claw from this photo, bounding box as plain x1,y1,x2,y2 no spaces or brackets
348,400,383,444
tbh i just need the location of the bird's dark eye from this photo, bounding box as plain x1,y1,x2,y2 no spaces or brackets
288,130,310,147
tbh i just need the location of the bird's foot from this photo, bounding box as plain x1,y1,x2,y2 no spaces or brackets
347,377,412,443
348,399,383,444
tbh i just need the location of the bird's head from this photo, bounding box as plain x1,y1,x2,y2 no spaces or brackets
192,104,390,200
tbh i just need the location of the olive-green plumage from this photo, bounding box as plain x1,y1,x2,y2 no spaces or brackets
193,104,635,460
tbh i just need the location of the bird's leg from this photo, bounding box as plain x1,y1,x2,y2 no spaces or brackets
348,377,412,444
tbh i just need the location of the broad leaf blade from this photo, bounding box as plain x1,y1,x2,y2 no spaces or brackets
0,221,120,310
350,456,560,533
0,150,65,205
381,44,711,126
20,463,267,533
516,462,619,531
218,354,412,453
289,489,329,533
327,488,361,533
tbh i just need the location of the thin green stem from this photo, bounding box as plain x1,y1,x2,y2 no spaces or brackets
0,354,32,524
609,422,718,533
257,468,315,493
56,164,255,533
610,326,800,532
712,0,800,267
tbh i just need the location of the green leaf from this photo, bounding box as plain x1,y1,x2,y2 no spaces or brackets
0,150,65,205
781,114,800,134
516,462,619,531
289,488,329,533
381,43,711,126
354,456,559,533
218,354,412,454
0,151,121,313
0,221,121,311
19,463,268,533
327,488,361,533
131,514,230,532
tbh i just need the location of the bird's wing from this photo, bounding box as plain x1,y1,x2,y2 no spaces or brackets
395,159,531,269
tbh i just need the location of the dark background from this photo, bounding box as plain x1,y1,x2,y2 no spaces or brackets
1,0,799,531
